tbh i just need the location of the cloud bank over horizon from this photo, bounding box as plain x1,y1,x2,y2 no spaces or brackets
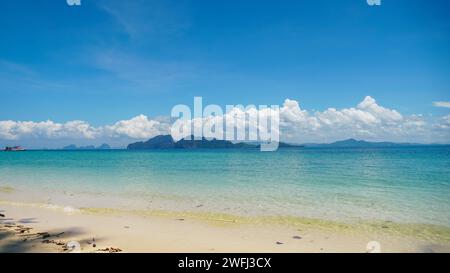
1,96,449,148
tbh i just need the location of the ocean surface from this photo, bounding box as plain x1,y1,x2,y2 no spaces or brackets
1,147,449,227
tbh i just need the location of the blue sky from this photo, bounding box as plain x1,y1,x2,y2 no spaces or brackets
1,0,449,147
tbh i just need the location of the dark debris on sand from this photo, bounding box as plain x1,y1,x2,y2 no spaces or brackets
97,247,122,253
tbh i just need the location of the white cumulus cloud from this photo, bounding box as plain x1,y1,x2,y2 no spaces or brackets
0,116,168,142
433,101,450,108
0,120,100,140
278,96,413,142
104,114,169,139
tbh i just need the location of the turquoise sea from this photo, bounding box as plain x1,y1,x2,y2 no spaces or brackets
0,147,449,227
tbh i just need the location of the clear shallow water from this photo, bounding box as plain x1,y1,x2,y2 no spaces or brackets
0,147,449,227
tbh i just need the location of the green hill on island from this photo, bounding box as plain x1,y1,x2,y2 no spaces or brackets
127,135,302,150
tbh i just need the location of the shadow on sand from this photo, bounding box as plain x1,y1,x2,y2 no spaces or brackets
0,212,109,253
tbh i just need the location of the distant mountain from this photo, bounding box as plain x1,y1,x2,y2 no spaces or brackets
175,137,255,149
97,144,111,150
63,145,95,150
127,135,257,150
63,144,78,150
127,135,175,149
304,138,422,148
127,135,306,150
63,144,111,150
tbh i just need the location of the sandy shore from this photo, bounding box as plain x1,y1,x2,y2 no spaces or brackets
1,202,449,253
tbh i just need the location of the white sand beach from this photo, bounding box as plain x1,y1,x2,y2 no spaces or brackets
1,201,449,253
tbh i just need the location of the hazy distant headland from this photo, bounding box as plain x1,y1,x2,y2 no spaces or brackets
302,138,434,148
63,144,111,150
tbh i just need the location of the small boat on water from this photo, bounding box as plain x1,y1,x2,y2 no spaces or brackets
3,146,26,151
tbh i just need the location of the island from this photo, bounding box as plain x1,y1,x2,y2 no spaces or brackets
63,144,111,150
127,135,303,150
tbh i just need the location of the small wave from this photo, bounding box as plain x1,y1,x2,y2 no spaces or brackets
43,204,80,214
